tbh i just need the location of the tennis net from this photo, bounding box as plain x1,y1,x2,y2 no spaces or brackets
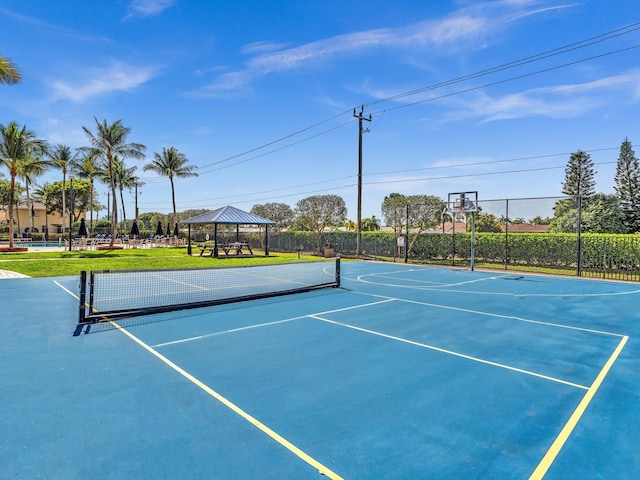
74,259,340,335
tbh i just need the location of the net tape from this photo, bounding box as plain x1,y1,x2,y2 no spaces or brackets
76,259,340,330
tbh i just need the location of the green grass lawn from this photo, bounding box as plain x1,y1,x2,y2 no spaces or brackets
0,248,321,277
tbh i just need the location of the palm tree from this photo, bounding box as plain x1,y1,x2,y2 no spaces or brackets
72,152,101,234
143,146,198,225
31,183,51,239
111,157,138,234
0,122,48,247
363,215,381,231
0,55,21,85
344,220,356,232
18,155,51,235
80,118,146,245
49,145,76,221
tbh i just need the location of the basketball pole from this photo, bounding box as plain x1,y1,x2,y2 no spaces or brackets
470,211,475,271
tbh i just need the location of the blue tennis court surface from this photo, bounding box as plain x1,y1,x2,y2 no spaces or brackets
1,261,638,479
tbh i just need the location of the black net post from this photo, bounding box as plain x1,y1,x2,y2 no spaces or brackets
335,257,341,288
73,270,87,336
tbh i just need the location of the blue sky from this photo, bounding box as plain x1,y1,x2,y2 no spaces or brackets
1,0,639,222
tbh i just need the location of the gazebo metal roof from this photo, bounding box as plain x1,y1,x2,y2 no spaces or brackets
182,205,275,225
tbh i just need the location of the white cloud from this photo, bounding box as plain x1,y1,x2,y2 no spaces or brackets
240,41,290,56
443,70,640,123
190,0,574,98
124,0,175,20
48,61,159,102
189,71,253,98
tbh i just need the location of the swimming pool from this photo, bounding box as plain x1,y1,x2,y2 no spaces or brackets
0,241,65,248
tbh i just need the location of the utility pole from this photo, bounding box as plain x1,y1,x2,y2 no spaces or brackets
134,181,144,222
353,105,371,257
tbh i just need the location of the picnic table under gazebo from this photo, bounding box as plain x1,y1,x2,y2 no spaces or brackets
182,206,275,258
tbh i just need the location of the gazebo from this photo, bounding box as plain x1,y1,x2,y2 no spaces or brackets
182,205,276,257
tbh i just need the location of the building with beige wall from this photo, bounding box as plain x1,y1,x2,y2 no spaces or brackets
0,201,84,236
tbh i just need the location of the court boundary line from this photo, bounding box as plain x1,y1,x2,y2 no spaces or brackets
309,313,589,390
54,280,344,480
352,291,626,338
152,316,307,347
56,271,629,477
354,272,640,298
152,298,395,347
528,335,629,479
354,269,513,288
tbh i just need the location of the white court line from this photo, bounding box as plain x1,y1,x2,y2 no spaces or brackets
350,290,626,338
309,314,589,390
54,280,76,298
152,272,210,290
153,316,306,347
353,272,640,298
152,298,396,347
355,271,511,288
54,279,344,479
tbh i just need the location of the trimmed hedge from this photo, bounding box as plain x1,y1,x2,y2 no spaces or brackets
263,231,640,278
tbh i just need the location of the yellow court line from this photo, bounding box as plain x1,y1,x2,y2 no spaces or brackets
529,335,628,479
55,282,342,478
111,320,344,480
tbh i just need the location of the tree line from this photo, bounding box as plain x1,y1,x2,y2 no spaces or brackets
0,119,197,247
248,139,640,241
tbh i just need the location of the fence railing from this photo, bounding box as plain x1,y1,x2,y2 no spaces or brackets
260,230,640,282
188,194,640,282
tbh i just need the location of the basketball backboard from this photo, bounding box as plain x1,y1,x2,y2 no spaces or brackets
447,191,478,214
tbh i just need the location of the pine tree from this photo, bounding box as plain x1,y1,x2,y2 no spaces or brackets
614,137,640,232
562,150,596,205
554,150,596,222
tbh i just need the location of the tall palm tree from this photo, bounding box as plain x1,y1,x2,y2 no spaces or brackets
49,145,76,221
0,55,21,85
111,157,138,234
72,152,100,234
80,118,146,245
18,155,50,234
31,183,51,239
143,146,197,225
0,122,48,247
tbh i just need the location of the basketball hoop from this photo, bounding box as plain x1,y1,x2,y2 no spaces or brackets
445,191,478,271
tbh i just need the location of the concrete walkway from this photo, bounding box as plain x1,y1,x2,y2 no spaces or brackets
0,269,29,279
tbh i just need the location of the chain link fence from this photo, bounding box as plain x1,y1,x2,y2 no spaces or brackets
263,196,640,282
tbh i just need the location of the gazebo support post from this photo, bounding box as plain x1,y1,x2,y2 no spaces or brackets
213,223,219,258
265,225,270,256
187,224,192,255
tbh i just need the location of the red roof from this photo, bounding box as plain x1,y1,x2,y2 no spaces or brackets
500,224,550,233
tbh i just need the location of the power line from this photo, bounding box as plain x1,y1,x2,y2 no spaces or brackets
365,23,640,107
168,158,601,211
137,23,640,209
373,44,639,115
165,22,640,175
143,144,633,207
